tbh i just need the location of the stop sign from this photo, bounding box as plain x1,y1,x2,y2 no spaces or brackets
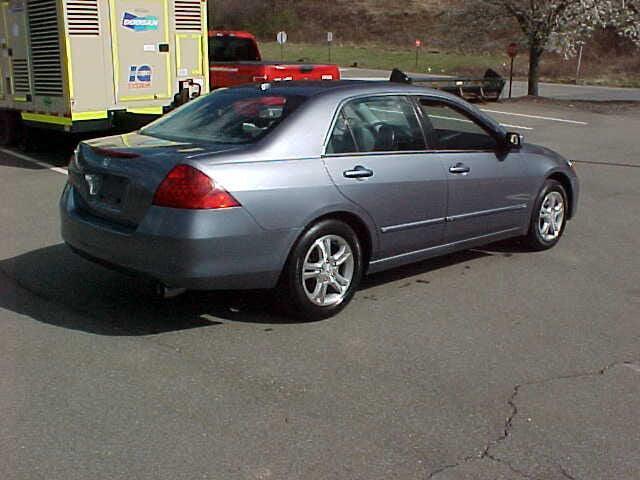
507,42,519,58
415,39,422,48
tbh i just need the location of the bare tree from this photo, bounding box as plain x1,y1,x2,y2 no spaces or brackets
481,0,640,95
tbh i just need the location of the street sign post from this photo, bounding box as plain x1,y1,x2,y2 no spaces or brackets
277,31,288,60
327,32,333,62
576,44,584,84
415,39,422,70
506,42,518,99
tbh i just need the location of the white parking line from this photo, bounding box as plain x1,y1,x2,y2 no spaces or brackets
430,114,533,131
480,109,588,126
500,123,533,131
624,363,640,373
0,147,68,175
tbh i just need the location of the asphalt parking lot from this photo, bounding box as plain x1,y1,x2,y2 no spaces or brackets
1,93,639,479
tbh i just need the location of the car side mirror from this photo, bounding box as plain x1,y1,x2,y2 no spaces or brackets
505,132,522,149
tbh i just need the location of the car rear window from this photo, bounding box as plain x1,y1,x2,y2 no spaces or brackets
210,36,260,62
142,90,307,145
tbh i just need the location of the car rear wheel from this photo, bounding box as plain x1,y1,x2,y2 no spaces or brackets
280,219,363,320
525,179,568,250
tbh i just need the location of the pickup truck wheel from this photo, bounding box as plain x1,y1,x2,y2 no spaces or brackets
280,219,363,320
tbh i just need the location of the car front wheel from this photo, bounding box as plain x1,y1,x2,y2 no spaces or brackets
281,219,363,320
525,179,568,250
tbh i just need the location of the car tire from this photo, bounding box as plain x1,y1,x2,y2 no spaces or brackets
525,179,568,251
280,219,364,320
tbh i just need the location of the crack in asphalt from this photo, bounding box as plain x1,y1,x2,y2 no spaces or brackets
426,456,477,479
4,264,639,480
428,360,639,479
559,463,578,480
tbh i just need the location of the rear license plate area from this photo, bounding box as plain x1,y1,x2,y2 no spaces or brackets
92,174,128,209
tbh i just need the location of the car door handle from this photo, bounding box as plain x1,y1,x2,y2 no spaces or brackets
343,165,374,179
449,163,471,174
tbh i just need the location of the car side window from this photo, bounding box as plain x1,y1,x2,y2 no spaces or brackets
326,112,357,154
419,99,498,151
327,96,426,154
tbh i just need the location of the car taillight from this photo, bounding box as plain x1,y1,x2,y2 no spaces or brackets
153,165,240,210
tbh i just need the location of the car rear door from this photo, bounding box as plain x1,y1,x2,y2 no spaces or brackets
322,95,448,260
416,97,529,244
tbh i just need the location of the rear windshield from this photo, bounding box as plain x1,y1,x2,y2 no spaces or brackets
210,36,260,62
142,90,307,145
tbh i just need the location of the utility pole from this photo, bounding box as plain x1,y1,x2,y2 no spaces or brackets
506,43,519,99
207,0,215,30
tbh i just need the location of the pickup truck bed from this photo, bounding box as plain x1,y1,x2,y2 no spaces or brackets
209,31,340,89
211,61,339,88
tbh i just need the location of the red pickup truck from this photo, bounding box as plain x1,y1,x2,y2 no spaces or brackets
209,31,340,89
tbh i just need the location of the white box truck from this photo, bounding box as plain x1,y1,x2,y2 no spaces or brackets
0,0,208,145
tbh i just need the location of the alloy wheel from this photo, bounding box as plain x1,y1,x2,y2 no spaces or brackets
302,235,355,307
538,191,565,242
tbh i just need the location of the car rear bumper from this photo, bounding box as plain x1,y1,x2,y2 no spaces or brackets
60,184,300,290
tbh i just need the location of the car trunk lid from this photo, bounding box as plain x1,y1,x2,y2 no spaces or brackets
69,132,241,228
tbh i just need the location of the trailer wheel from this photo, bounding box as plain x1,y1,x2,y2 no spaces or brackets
0,110,21,147
16,123,36,152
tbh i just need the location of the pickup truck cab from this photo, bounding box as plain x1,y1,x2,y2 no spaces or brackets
209,30,340,89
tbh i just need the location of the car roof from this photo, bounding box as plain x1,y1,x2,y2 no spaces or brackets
183,80,505,161
224,80,450,100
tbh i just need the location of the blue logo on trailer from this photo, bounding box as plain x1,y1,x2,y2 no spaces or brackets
122,12,159,32
128,65,152,87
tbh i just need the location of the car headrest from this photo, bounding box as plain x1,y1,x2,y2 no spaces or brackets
375,124,397,151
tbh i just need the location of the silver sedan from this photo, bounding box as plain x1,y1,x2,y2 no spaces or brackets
61,81,579,319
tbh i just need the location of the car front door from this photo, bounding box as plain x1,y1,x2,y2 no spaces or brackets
417,97,529,244
322,95,448,260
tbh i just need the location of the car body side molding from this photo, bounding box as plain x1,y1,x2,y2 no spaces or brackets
368,226,523,273
445,203,528,222
380,217,446,234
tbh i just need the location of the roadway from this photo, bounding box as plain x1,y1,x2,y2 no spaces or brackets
1,97,639,479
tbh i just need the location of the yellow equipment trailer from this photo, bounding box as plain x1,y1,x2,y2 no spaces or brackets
0,0,208,145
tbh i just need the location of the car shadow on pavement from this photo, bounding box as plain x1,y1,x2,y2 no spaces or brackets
0,240,524,335
360,249,489,289
0,130,97,170
360,239,527,288
0,153,47,170
0,243,304,335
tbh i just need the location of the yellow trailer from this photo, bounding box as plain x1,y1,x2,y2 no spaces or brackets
0,0,208,145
